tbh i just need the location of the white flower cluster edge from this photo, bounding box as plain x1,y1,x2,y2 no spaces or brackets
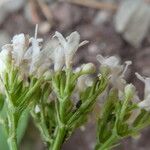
0,25,149,111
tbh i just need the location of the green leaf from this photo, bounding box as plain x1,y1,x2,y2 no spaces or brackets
0,106,29,149
0,94,5,111
17,110,29,144
0,124,8,150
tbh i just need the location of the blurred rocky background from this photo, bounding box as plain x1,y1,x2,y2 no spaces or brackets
0,0,150,149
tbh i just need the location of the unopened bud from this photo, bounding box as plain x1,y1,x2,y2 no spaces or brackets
124,84,135,100
35,105,40,113
82,63,96,74
43,70,53,80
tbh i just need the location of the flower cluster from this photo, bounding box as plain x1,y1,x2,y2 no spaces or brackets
0,29,150,150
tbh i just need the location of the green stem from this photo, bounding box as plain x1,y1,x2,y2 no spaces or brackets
50,126,66,150
97,135,117,150
7,137,17,150
40,104,52,145
49,69,72,150
7,112,18,150
64,69,72,94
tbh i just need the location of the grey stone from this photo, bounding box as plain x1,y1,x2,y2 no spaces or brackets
114,0,150,47
115,0,141,33
93,10,112,25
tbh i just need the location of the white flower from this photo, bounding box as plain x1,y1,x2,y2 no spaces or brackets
53,31,88,68
25,27,52,77
43,38,65,72
28,39,52,77
29,37,42,74
53,44,65,72
135,73,150,111
97,55,121,69
12,33,30,66
97,55,132,91
0,44,12,74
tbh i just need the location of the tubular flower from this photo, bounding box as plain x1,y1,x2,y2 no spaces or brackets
53,31,88,69
135,73,150,111
12,33,30,66
97,55,132,91
0,44,12,75
0,33,52,80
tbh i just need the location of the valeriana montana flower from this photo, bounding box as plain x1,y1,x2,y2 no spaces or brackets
53,31,88,69
0,44,12,75
53,43,65,72
12,33,30,67
97,55,132,91
28,36,52,77
97,55,121,70
135,73,150,111
77,75,93,92
0,30,52,80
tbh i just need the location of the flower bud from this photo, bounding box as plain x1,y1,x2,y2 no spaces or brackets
81,63,96,74
43,70,53,80
35,105,40,113
124,84,135,100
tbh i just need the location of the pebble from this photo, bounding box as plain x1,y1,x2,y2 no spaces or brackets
93,10,112,26
114,0,150,47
